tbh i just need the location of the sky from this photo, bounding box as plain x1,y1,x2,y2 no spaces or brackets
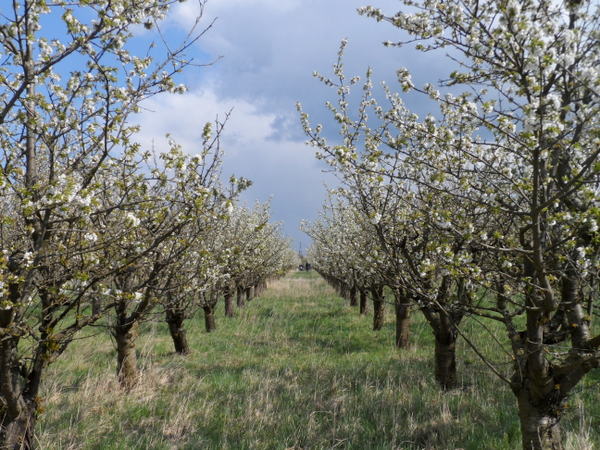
134,0,449,250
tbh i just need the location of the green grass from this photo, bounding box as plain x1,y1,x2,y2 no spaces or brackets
37,272,599,449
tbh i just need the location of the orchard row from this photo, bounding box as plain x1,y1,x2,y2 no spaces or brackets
0,2,295,448
300,1,599,449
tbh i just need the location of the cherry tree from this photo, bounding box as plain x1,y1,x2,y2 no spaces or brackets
0,0,212,446
358,0,599,447
300,52,481,388
159,201,295,346
303,0,599,447
102,134,237,387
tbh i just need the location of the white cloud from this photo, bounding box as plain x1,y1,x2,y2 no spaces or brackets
138,88,276,148
172,0,300,27
135,87,335,243
143,0,450,244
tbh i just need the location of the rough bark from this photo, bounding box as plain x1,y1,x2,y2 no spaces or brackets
203,305,216,332
418,276,461,390
0,403,36,450
115,321,139,389
506,258,565,449
359,290,368,315
371,287,385,331
224,290,235,318
0,336,37,450
394,302,411,348
511,302,566,449
434,332,458,390
516,390,563,450
166,308,190,354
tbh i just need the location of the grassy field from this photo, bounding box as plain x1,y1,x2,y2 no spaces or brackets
37,272,599,449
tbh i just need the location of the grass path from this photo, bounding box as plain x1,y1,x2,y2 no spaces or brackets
38,272,598,449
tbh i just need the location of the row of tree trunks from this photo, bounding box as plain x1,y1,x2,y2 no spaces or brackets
315,271,576,449
254,280,268,297
166,280,270,356
315,273,416,351
323,275,357,307
114,277,271,389
349,286,358,306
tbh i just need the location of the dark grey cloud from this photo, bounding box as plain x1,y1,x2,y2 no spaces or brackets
173,0,449,125
137,0,451,246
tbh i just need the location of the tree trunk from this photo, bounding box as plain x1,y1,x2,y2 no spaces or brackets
203,305,216,332
359,290,368,315
0,403,36,450
371,287,385,331
395,302,411,348
0,338,37,450
511,258,565,449
2,27,40,450
236,286,246,307
224,290,235,318
245,286,254,302
516,391,563,450
349,286,358,307
434,331,457,390
115,321,139,389
166,309,189,355
373,301,384,330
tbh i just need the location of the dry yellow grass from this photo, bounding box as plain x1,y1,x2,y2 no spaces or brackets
267,273,334,299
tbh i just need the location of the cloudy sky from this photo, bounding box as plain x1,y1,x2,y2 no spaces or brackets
135,0,448,249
